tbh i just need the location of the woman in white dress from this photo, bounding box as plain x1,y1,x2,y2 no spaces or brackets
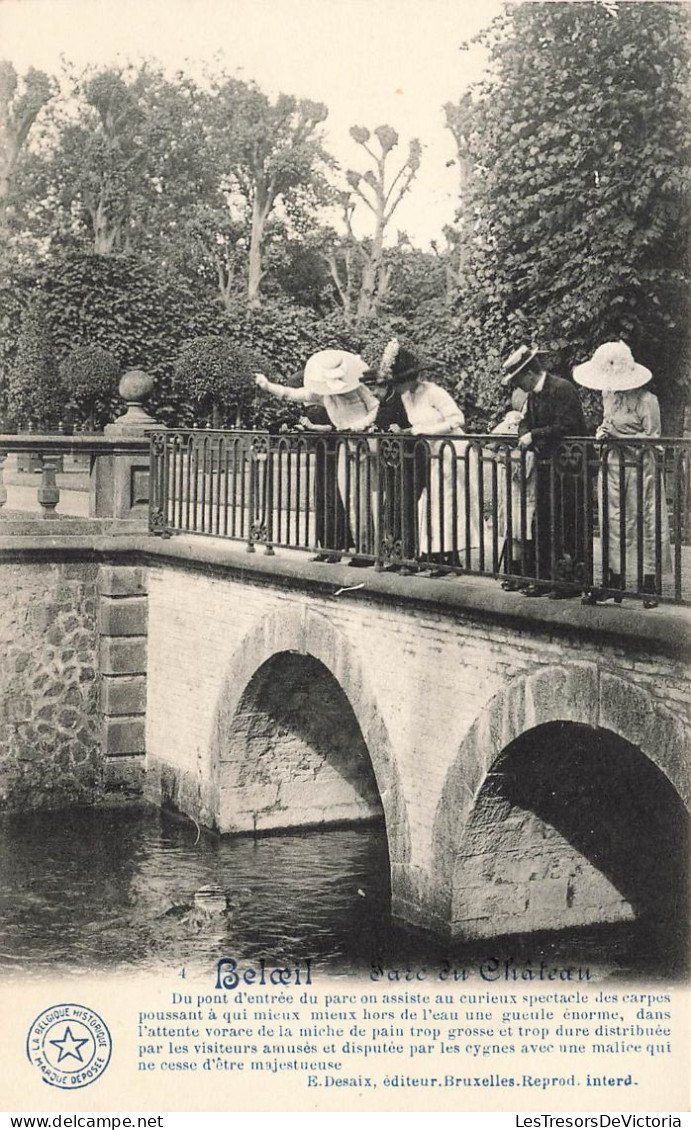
254,350,379,564
377,339,482,574
573,341,671,608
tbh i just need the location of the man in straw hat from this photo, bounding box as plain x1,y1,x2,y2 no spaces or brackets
573,340,671,607
500,343,587,597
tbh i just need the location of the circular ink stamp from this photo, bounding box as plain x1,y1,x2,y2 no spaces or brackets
26,1003,112,1090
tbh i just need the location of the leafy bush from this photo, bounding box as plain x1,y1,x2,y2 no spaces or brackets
40,251,220,424
6,299,65,428
59,343,120,429
172,336,264,427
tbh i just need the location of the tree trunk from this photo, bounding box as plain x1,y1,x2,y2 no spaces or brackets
356,172,386,320
248,193,269,309
357,218,384,321
91,194,119,255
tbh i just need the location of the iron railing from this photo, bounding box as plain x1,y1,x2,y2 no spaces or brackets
149,430,691,606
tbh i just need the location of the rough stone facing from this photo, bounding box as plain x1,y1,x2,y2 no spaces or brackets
0,563,101,810
0,559,149,810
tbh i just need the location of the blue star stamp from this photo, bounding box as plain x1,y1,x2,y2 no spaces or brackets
26,1004,112,1089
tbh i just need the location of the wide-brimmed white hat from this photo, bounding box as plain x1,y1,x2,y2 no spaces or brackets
303,350,370,396
573,341,651,391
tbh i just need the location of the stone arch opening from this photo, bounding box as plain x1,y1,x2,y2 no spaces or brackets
207,605,410,895
451,721,689,952
216,650,386,836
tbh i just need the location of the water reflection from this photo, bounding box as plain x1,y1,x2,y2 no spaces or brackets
0,807,686,981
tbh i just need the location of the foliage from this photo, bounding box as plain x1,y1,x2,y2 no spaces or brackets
6,298,64,427
41,252,221,419
59,343,120,428
451,1,691,429
263,234,336,312
0,62,53,228
379,242,449,321
9,62,214,262
217,296,328,430
202,74,332,307
0,264,39,412
172,336,266,427
3,18,687,437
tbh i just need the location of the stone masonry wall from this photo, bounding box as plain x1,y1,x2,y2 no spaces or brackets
217,652,383,832
145,562,690,936
0,562,101,810
450,723,687,937
99,565,148,798
1,546,686,940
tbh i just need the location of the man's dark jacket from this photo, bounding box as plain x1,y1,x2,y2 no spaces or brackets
518,374,587,450
517,374,587,581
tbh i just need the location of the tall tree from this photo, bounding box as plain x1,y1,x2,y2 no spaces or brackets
453,1,691,427
203,76,330,307
0,62,53,234
14,63,214,259
327,125,422,323
441,92,473,294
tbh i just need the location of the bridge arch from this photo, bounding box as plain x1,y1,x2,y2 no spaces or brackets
207,603,409,865
431,663,690,935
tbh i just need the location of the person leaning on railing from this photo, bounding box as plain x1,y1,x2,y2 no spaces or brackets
573,341,672,609
488,386,537,591
500,343,588,599
361,363,426,570
254,350,379,566
377,339,482,578
293,401,351,563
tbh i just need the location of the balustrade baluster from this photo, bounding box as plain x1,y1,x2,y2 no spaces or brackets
37,456,60,518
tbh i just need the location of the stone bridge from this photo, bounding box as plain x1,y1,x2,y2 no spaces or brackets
1,534,689,942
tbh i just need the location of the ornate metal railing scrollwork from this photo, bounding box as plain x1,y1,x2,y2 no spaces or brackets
144,428,691,606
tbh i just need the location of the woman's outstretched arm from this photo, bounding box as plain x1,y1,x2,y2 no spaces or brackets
254,373,319,404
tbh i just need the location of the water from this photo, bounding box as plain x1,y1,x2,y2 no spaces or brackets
0,807,686,982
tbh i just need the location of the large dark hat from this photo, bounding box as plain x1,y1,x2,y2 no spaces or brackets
379,339,432,385
501,343,547,387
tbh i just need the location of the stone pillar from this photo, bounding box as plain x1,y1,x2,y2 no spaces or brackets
98,565,148,798
91,370,165,521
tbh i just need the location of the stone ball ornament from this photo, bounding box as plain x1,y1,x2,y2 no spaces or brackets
105,368,162,434
118,369,155,406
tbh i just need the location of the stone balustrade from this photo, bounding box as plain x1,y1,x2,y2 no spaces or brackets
0,369,162,528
